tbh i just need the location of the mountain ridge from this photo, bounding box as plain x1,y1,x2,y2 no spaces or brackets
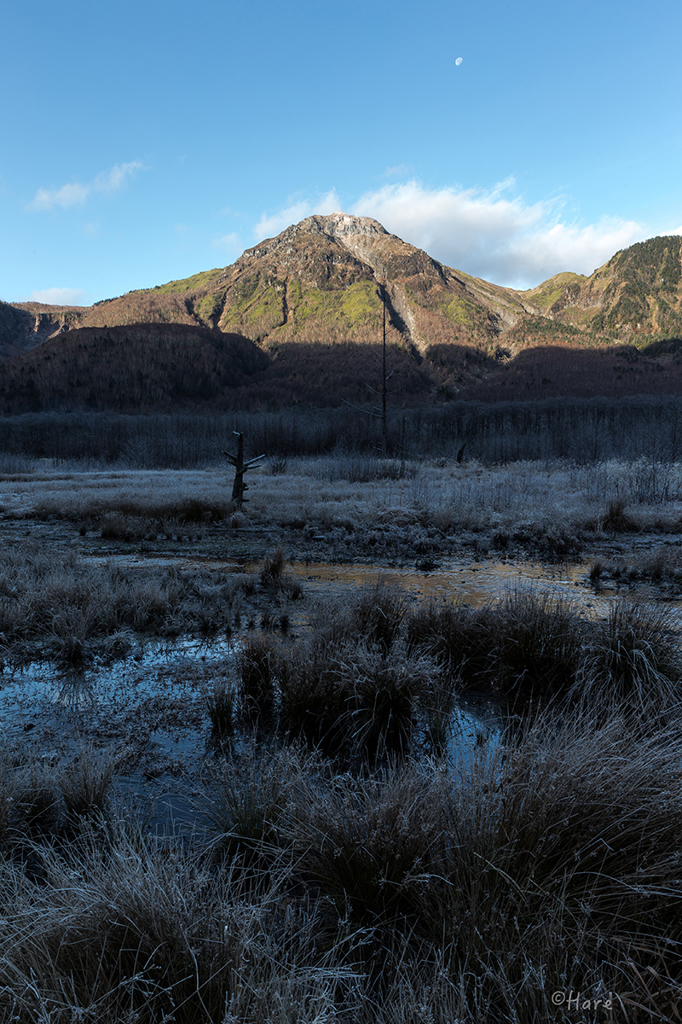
1,215,682,413
7,217,680,360
1,214,548,356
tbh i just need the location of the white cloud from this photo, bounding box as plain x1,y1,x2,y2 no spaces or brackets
32,182,91,210
212,231,243,254
28,287,86,306
383,164,412,178
254,189,342,241
29,160,144,211
350,180,643,287
250,180,648,287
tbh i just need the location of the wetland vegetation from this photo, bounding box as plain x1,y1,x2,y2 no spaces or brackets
2,404,682,1020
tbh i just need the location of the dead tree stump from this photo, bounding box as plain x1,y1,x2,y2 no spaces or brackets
224,432,265,508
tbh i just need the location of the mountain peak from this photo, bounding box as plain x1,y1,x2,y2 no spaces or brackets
291,212,389,240
239,211,393,269
236,210,444,292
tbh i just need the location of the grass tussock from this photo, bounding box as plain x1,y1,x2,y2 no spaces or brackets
3,715,682,1020
222,581,682,762
259,546,302,600
12,762,60,838
56,747,117,819
237,634,278,726
203,743,312,869
0,823,363,1024
407,587,682,719
260,545,287,583
601,496,639,533
209,718,682,1018
338,644,438,761
205,677,237,736
0,742,119,847
577,598,682,712
274,582,440,761
406,590,587,710
310,578,407,653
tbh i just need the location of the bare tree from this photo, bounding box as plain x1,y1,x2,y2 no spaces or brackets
224,432,265,507
343,282,394,455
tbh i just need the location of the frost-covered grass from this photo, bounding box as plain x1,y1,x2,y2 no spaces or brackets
0,572,681,1020
2,711,682,1022
3,457,682,540
0,541,300,667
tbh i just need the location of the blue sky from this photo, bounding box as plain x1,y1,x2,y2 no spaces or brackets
2,0,681,305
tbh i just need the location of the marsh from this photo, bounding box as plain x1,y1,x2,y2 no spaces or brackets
1,451,682,1021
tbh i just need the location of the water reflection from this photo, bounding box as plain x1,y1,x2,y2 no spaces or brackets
51,672,95,708
0,636,236,735
288,557,612,614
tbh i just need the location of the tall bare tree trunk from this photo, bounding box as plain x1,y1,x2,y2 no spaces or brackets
224,432,265,508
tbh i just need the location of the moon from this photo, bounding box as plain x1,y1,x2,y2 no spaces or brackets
455,57,463,66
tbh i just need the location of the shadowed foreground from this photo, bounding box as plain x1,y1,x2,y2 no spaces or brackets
1,578,682,1021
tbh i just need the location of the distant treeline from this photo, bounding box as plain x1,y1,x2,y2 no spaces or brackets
1,396,682,468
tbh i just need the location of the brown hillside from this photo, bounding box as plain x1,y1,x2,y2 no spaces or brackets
0,300,79,360
457,341,682,402
229,342,435,409
7,219,682,362
206,214,532,352
4,218,682,413
0,323,268,414
1,323,682,414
